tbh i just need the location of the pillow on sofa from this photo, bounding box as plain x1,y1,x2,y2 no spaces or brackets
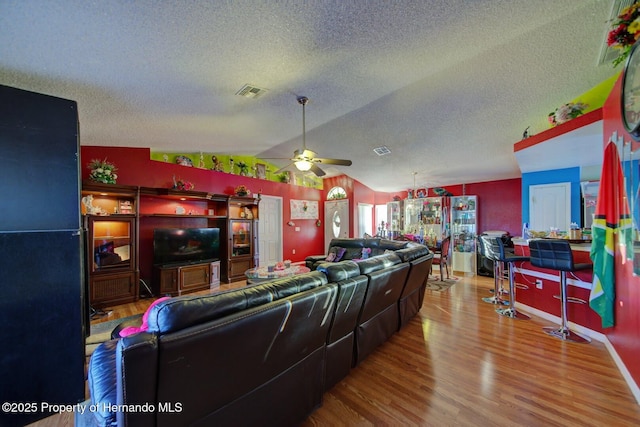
118,296,171,337
362,247,372,259
326,246,346,262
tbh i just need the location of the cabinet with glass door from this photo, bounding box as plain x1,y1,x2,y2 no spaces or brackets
82,182,139,307
421,197,449,248
450,195,477,275
226,196,259,283
386,201,402,239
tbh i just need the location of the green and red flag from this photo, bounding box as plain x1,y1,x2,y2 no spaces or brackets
590,141,634,328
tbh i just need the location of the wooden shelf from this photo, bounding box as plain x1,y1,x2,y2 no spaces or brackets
139,213,227,219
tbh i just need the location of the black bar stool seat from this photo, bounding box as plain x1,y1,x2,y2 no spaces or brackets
490,237,531,319
528,239,591,343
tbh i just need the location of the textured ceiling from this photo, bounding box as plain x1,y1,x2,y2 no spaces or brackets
0,0,620,192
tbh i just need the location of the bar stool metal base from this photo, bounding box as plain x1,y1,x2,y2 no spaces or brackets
542,326,591,343
482,296,509,305
496,307,530,319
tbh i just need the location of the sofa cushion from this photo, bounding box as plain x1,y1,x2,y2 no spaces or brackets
334,247,347,261
147,271,328,334
326,246,346,262
317,260,361,282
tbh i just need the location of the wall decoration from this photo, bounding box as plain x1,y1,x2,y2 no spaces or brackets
255,163,266,179
290,199,319,219
175,155,193,167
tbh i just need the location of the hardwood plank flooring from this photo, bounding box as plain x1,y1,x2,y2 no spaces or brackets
29,275,640,426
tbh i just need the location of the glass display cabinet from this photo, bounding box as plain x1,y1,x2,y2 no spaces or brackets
422,197,448,248
403,199,425,235
450,195,477,275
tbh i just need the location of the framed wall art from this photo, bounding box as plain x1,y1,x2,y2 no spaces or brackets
290,199,319,219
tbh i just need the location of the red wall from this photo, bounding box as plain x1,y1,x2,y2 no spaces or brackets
601,76,640,388
81,148,399,265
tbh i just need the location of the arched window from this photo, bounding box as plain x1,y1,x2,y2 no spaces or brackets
327,186,347,200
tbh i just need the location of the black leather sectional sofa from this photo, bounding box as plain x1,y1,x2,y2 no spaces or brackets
86,238,432,426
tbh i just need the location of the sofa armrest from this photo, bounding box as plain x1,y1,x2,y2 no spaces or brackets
305,254,327,269
87,340,119,427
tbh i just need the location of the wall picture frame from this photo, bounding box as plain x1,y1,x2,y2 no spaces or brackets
256,163,266,179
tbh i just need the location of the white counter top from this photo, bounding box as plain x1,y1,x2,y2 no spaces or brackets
512,237,591,252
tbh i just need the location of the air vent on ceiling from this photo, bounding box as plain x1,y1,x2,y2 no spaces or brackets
235,84,268,99
373,145,391,156
597,0,636,65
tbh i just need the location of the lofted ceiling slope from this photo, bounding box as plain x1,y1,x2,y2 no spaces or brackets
0,0,620,192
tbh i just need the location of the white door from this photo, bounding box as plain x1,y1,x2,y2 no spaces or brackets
529,182,571,232
324,199,349,251
357,203,373,237
258,195,282,266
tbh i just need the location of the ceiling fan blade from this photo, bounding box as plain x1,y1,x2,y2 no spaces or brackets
313,158,352,166
310,163,326,177
274,163,294,174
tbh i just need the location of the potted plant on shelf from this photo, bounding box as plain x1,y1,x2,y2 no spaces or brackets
87,158,118,184
548,102,588,127
235,185,250,197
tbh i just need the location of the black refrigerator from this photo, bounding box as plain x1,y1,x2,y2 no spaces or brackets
0,85,85,426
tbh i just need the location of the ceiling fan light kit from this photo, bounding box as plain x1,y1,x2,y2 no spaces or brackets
295,159,312,171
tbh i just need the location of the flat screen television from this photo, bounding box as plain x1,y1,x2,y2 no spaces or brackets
153,227,220,266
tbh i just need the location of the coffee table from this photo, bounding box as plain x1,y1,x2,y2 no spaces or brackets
245,265,311,284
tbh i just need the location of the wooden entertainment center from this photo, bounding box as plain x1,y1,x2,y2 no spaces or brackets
82,182,259,307
153,260,221,297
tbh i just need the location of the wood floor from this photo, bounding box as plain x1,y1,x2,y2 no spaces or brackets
30,274,640,426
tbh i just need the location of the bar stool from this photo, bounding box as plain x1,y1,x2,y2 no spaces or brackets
492,237,530,319
479,235,509,305
528,239,591,343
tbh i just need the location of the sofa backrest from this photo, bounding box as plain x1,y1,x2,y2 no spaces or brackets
394,243,430,263
316,260,369,390
153,283,338,426
146,271,328,334
356,251,402,275
317,261,368,342
326,238,410,260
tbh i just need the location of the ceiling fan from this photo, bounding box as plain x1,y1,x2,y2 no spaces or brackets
272,96,352,177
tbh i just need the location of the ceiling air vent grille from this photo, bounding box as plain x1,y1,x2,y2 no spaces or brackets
235,84,268,99
373,145,391,156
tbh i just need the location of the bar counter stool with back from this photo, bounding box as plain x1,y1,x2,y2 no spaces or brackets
478,235,509,306
528,239,592,343
492,237,530,319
